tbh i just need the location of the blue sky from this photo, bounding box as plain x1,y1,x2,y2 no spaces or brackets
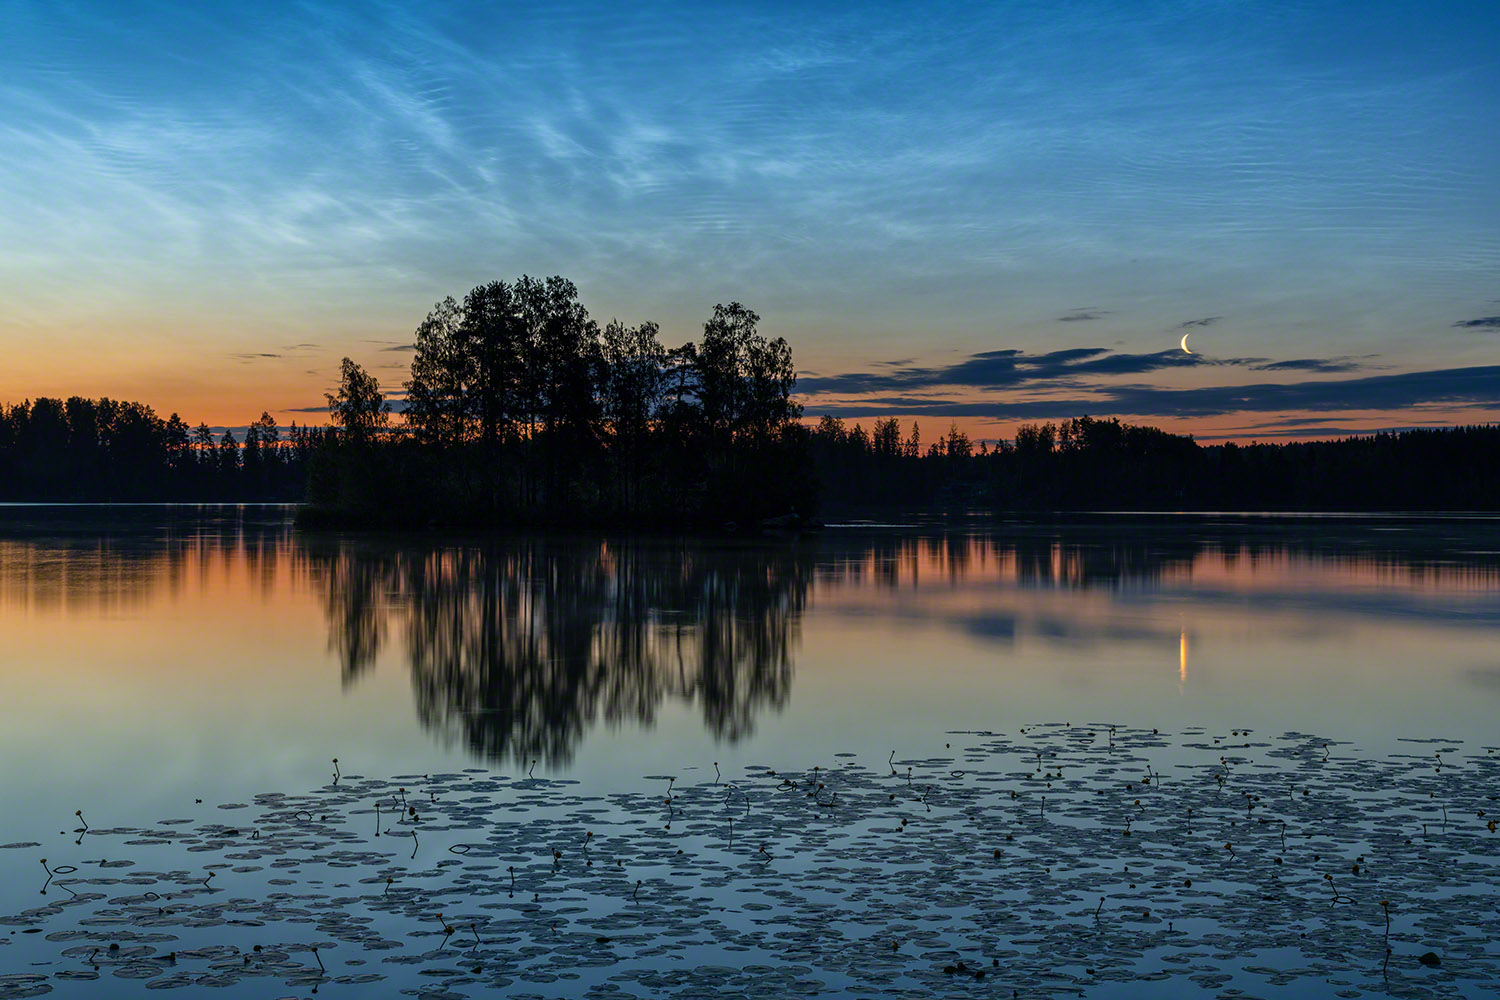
2,0,1497,438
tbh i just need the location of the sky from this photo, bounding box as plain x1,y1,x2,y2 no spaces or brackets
1,0,1497,441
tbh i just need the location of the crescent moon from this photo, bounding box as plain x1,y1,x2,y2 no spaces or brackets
1180,332,1193,354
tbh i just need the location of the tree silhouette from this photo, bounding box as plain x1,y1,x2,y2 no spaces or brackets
0,397,318,501
600,318,668,510
326,358,389,446
308,278,813,527
305,535,810,764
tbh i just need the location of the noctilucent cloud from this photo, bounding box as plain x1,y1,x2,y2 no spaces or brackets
2,1,1497,439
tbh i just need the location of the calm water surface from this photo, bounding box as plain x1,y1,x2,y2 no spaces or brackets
3,507,1499,807
1,506,1497,994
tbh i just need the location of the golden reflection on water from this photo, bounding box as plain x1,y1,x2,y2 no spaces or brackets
1180,629,1188,688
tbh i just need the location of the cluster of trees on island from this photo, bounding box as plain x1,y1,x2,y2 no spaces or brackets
2,274,1498,517
310,276,812,527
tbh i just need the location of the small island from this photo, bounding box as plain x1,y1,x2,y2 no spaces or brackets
303,276,812,529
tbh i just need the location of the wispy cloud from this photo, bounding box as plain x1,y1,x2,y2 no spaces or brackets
1230,416,1350,429
1196,425,1440,440
1248,357,1364,373
287,399,409,414
0,1,1496,426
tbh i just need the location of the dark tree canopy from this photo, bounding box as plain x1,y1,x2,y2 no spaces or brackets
306,277,813,528
326,357,390,446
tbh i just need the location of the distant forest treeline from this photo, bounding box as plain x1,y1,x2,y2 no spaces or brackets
811,414,1500,511
0,397,318,501
2,276,1498,513
4,395,1498,514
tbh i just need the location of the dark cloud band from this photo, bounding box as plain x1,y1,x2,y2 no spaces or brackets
797,346,1359,395
805,364,1500,420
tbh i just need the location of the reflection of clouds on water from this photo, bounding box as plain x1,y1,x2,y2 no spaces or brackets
304,538,810,765
1200,586,1500,625
819,525,1500,654
958,614,1016,642
825,584,1500,658
1464,667,1500,692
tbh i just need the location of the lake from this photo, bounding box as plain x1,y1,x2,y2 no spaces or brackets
1,506,1496,997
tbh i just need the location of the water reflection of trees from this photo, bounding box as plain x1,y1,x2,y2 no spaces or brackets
817,522,1500,592
0,506,295,613
8,509,1497,763
817,531,1206,590
305,537,809,765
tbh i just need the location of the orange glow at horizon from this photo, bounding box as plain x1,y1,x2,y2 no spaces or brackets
2,332,1494,442
0,343,405,429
